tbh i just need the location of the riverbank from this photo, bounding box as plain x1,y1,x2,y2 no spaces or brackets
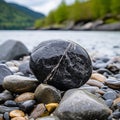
39,21,120,31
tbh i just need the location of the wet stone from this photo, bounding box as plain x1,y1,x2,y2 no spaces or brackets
105,99,113,108
11,117,26,120
15,92,35,103
35,84,61,104
3,75,39,93
4,100,18,107
103,91,117,100
29,103,46,119
30,40,92,91
19,100,36,113
0,90,13,104
3,112,10,120
54,89,111,120
0,105,19,114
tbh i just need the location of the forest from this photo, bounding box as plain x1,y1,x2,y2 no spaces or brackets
35,0,120,29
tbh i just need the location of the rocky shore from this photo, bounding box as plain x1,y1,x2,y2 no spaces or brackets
40,21,120,31
0,40,120,120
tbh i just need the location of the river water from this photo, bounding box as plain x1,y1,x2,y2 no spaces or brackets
0,30,120,57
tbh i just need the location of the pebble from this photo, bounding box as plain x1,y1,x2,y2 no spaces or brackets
0,114,3,120
15,92,35,102
19,100,36,113
36,116,60,120
45,103,59,113
35,84,61,104
3,75,39,93
0,90,13,103
91,73,106,82
29,104,47,119
86,79,104,88
3,112,10,120
103,91,117,100
4,100,18,107
0,105,19,114
105,80,120,90
9,110,25,118
105,99,113,108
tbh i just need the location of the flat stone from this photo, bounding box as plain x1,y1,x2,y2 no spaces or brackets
35,84,61,104
0,64,13,92
91,73,106,83
15,92,35,102
86,79,104,88
10,110,25,118
0,105,19,114
103,91,117,100
4,100,18,107
105,80,120,90
54,89,111,120
3,75,39,93
30,40,92,91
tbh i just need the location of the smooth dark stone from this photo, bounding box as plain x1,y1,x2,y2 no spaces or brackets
0,64,13,92
103,91,117,100
0,40,29,61
3,112,10,120
0,90,13,104
19,100,36,113
54,89,111,120
4,100,18,107
3,75,39,93
19,61,32,76
35,84,61,104
30,40,92,91
0,105,19,114
105,99,113,108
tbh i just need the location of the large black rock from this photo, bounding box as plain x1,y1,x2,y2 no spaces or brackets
0,40,29,61
30,40,92,91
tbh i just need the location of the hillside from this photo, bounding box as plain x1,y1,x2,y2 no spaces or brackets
0,0,45,29
9,3,45,19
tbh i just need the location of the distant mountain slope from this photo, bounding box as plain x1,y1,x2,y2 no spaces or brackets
9,3,45,19
0,0,45,29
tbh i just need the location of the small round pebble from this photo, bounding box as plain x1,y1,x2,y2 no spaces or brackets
9,110,25,118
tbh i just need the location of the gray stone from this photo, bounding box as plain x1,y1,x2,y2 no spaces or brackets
0,90,13,103
103,91,117,100
0,105,19,114
0,64,13,92
36,116,60,120
30,40,92,91
54,89,111,120
19,61,32,76
0,40,29,61
3,75,39,93
35,84,61,104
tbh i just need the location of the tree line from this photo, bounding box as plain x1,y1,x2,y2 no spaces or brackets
35,0,120,29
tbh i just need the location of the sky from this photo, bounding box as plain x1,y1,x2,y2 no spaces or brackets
5,0,75,15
